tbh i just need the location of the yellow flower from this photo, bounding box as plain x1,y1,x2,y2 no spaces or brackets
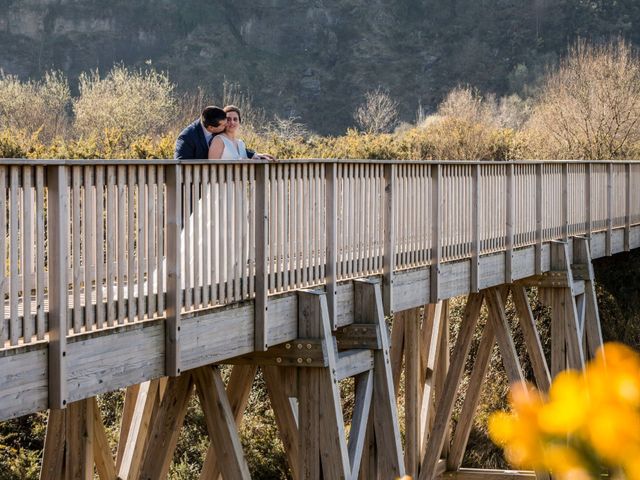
542,444,590,480
587,405,640,464
538,370,589,435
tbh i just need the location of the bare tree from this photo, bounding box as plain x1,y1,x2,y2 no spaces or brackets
527,38,640,159
354,87,399,134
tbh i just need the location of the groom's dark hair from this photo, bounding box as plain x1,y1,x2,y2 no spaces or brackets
201,106,227,128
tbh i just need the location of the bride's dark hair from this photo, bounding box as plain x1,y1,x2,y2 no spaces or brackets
224,105,242,123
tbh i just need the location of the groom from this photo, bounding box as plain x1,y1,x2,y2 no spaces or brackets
175,105,260,159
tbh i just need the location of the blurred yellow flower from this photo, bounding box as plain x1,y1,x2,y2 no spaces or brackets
488,342,640,479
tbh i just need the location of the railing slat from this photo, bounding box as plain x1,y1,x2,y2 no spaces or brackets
137,165,147,319
22,167,33,343
117,165,126,325
147,165,157,316
106,165,116,327
95,166,105,328
127,165,136,321
9,166,19,346
35,166,45,340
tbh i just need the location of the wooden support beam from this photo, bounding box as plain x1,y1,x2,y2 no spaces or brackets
419,293,484,480
390,310,405,394
194,366,251,480
65,399,93,480
139,373,194,480
485,289,525,385
348,371,374,478
354,279,405,478
116,384,140,471
419,302,444,460
40,409,66,480
117,379,160,480
224,340,326,367
511,286,551,393
432,299,451,459
200,365,257,480
297,291,323,480
335,349,374,381
442,468,536,479
91,397,116,480
447,319,495,471
573,237,603,359
335,324,381,350
263,366,301,480
405,307,421,478
315,291,351,480
550,242,585,372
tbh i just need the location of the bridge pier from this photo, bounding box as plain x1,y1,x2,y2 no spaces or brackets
37,271,605,479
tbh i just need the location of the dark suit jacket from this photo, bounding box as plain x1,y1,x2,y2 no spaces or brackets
174,119,255,159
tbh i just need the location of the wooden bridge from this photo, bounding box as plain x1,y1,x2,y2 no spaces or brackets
1,159,638,479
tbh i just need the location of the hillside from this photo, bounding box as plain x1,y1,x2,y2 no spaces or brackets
1,0,640,133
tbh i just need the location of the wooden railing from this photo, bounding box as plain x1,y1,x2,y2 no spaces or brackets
2,159,640,354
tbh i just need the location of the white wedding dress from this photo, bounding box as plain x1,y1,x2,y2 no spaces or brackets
172,134,248,296
219,134,247,160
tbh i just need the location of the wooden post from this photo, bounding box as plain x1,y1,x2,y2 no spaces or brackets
298,291,323,480
326,162,339,329
585,162,592,237
47,165,69,409
40,409,66,479
66,399,94,480
353,278,404,478
535,163,543,275
166,164,182,376
431,164,442,302
383,164,396,316
470,164,480,292
505,163,514,283
625,163,631,252
255,163,270,350
404,307,421,477
550,242,585,373
606,162,612,256
562,163,568,242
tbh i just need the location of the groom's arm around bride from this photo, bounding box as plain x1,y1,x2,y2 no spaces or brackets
175,105,271,160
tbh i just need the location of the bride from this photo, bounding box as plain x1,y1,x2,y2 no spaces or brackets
208,105,248,159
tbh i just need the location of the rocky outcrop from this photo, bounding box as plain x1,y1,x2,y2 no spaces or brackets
1,0,638,133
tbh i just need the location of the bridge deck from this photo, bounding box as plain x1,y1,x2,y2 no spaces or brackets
0,159,638,421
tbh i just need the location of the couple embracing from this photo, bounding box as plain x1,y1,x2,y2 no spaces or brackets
174,105,273,160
